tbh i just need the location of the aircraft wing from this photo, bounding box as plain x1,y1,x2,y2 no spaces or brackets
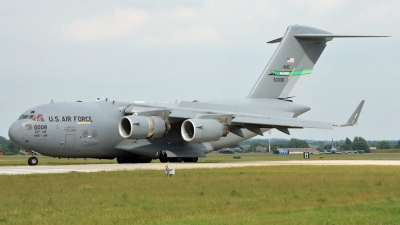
122,100,364,136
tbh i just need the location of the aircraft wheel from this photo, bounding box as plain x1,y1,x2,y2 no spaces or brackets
28,157,38,166
139,158,152,163
168,157,176,162
130,157,140,163
160,157,168,163
182,157,198,163
170,157,182,163
159,152,168,163
117,157,125,164
191,157,198,162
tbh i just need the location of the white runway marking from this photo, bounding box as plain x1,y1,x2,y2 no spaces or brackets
1,160,400,175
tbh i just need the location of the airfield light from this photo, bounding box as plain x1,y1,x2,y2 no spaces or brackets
268,130,271,153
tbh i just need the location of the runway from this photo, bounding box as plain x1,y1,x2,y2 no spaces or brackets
1,160,400,175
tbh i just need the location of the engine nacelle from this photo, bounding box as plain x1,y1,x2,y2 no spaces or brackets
181,119,229,142
119,115,167,139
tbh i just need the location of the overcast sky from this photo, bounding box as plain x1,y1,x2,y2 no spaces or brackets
1,0,399,141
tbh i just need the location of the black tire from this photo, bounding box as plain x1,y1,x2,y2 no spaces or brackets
131,157,140,163
169,157,183,163
182,157,198,163
168,157,182,162
191,157,198,162
117,157,125,164
167,157,175,162
28,157,38,166
159,152,168,163
159,158,168,163
139,158,152,163
118,157,141,163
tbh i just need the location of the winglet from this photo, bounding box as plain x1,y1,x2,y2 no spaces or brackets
336,100,365,127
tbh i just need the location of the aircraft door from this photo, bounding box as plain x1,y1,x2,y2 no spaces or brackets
64,134,75,150
37,139,46,147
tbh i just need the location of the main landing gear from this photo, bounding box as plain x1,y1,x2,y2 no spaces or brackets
159,153,198,163
28,156,38,166
116,157,152,164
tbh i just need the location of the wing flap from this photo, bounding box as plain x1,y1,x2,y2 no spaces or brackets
232,116,333,130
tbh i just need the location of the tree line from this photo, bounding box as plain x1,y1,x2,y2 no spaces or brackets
0,136,20,155
242,137,400,153
245,138,309,152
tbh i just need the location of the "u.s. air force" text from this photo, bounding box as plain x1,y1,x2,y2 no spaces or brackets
48,116,93,122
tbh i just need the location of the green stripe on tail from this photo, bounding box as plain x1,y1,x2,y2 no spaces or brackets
268,69,313,76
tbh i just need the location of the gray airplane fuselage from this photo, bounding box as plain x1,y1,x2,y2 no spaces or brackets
8,99,308,159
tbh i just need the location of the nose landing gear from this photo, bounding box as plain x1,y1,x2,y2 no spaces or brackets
27,150,39,166
28,156,38,166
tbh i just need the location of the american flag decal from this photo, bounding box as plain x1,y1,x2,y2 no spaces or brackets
287,57,294,63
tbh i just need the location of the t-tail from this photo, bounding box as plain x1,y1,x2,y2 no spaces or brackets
247,25,387,100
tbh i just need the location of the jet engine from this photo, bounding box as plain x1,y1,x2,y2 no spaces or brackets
119,115,167,139
181,119,229,142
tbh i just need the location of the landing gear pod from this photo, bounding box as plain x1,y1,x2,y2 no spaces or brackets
181,119,229,142
119,115,167,139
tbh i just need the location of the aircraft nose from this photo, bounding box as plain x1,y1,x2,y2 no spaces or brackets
8,121,23,144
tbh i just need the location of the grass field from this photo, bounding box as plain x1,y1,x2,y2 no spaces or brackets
1,166,400,224
1,152,400,166
372,149,400,153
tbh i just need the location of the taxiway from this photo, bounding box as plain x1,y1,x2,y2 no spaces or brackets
1,160,400,175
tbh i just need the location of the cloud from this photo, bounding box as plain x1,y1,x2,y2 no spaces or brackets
60,2,280,45
171,7,202,23
356,3,399,22
141,25,221,45
61,7,149,41
290,0,348,16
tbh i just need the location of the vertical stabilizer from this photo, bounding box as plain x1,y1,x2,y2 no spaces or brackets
247,25,387,99
247,25,330,99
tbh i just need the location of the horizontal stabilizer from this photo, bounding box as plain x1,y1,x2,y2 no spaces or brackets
268,34,389,44
267,37,283,44
294,34,390,38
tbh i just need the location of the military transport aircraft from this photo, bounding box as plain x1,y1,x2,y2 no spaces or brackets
321,139,340,154
8,25,386,165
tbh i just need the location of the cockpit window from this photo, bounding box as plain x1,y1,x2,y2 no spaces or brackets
23,114,45,122
37,114,44,122
19,115,29,120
